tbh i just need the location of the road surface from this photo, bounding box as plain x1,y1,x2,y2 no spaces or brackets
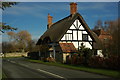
2,57,112,80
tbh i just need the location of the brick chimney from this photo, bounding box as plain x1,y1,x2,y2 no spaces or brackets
70,2,77,15
47,13,53,29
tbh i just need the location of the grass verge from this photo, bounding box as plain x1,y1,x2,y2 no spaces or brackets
2,72,7,79
2,56,23,59
27,59,120,78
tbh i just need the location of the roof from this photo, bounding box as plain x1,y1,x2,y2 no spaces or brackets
37,13,102,49
93,29,112,42
59,43,77,53
99,35,112,40
93,29,111,36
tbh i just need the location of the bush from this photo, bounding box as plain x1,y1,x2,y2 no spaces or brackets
66,54,85,65
66,55,71,64
78,45,94,65
71,54,76,64
27,52,39,60
76,55,85,65
88,56,105,68
104,55,119,70
88,55,120,70
46,57,55,62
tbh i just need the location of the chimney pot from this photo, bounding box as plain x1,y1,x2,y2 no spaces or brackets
70,2,77,15
48,13,53,29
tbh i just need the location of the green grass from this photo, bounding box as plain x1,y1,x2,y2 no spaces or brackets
2,56,23,58
27,59,120,78
2,72,7,79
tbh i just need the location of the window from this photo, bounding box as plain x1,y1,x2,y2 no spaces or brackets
82,34,88,41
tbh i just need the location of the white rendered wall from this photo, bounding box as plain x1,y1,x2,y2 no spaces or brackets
78,31,82,40
70,24,76,29
72,42,78,49
73,31,77,40
63,53,70,63
97,50,103,57
79,42,92,49
61,35,65,40
60,19,93,49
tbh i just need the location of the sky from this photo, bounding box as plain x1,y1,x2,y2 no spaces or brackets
2,2,118,42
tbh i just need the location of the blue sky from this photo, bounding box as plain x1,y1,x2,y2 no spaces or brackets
2,2,118,41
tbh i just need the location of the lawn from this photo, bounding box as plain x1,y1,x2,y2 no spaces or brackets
2,72,7,79
27,59,120,78
2,56,23,59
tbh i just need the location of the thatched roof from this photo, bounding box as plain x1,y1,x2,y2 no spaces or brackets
37,13,102,49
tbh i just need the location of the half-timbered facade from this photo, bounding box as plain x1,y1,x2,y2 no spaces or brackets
37,3,102,62
60,19,93,50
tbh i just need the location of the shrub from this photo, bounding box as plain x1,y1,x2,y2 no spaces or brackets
76,55,85,65
27,52,39,60
104,55,120,70
46,57,56,62
88,56,105,68
71,54,78,65
66,54,85,65
78,43,94,65
78,48,93,65
88,55,120,70
66,55,71,64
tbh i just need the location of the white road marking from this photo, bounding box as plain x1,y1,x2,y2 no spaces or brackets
8,60,66,79
37,69,65,79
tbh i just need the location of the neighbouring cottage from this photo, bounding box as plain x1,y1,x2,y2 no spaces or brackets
36,3,102,63
93,29,112,47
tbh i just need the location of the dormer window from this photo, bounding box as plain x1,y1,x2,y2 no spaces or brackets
82,34,88,41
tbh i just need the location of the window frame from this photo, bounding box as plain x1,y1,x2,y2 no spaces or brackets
82,34,88,41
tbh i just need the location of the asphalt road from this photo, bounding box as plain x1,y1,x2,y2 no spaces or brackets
2,57,112,80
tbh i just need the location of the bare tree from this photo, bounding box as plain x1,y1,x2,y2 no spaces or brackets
16,30,32,52
93,19,119,56
6,30,32,52
7,31,16,41
93,20,103,30
26,40,39,52
106,18,120,55
2,41,18,53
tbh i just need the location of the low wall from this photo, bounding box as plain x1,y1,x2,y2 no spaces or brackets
2,52,28,57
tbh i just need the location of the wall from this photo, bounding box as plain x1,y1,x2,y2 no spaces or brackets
60,19,93,49
2,52,27,57
63,53,70,63
97,50,103,57
55,52,63,63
